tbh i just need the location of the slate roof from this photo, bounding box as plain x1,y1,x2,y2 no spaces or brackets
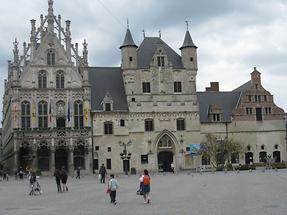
137,37,183,69
120,29,137,49
88,67,128,112
197,92,241,122
180,30,197,49
233,80,251,92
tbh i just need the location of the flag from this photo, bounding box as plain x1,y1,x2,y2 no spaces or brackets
31,100,36,125
84,100,89,126
67,99,70,122
49,100,52,123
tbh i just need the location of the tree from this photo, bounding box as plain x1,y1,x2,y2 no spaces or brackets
200,134,243,168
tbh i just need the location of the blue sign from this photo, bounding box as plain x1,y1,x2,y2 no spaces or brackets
189,144,201,155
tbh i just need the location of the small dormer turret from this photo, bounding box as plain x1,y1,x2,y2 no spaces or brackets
251,67,261,89
180,23,197,71
120,23,138,70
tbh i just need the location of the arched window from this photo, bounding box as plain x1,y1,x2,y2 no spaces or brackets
259,151,267,163
74,100,83,129
21,101,31,129
38,70,47,89
38,101,48,129
47,49,55,66
56,70,64,88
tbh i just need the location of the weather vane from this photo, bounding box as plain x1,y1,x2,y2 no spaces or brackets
185,20,190,30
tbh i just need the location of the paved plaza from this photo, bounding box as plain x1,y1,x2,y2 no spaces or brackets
1,170,287,215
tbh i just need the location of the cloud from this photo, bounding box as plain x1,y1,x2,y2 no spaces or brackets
0,0,287,122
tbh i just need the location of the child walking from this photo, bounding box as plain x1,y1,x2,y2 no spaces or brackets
108,174,118,205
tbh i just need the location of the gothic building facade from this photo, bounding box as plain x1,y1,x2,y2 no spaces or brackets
1,1,286,174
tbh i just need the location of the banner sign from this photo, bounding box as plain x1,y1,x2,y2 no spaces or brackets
189,144,201,155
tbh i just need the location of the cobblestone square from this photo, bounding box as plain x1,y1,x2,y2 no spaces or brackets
1,170,287,215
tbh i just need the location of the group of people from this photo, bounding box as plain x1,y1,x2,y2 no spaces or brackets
54,167,68,193
105,167,151,205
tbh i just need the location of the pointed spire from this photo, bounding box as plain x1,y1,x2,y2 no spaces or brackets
180,21,197,50
83,39,88,64
47,0,54,32
120,26,137,49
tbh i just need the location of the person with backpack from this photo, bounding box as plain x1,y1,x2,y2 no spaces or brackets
99,164,107,183
140,169,151,204
108,174,118,205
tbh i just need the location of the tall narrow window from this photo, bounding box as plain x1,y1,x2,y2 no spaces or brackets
105,103,111,111
106,159,112,169
246,108,253,115
56,71,64,88
145,119,154,131
38,101,48,129
212,114,221,122
256,108,262,121
174,81,182,93
47,49,56,66
21,101,31,130
142,82,151,93
74,101,83,129
264,107,271,115
176,118,185,131
104,122,113,135
157,56,165,67
38,70,47,89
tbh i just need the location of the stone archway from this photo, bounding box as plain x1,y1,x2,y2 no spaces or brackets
156,133,176,172
245,152,253,164
55,147,68,171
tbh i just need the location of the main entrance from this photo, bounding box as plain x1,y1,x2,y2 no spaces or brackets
157,134,175,172
158,151,173,172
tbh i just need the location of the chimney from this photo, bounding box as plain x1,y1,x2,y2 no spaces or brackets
206,82,219,92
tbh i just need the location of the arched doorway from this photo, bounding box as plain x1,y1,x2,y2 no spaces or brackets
273,151,281,163
74,145,85,170
259,151,267,163
55,148,68,171
19,147,33,170
37,146,50,171
158,151,173,172
245,152,253,164
157,134,175,172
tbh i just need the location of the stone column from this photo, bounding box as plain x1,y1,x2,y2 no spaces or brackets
14,150,19,171
32,147,38,171
68,145,74,175
50,146,55,173
85,146,93,174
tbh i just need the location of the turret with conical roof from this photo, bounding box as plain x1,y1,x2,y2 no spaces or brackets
120,23,138,70
180,24,197,70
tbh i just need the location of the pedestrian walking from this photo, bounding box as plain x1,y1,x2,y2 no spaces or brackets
61,167,68,192
99,164,107,183
108,174,118,205
76,167,81,179
54,168,62,192
140,169,151,204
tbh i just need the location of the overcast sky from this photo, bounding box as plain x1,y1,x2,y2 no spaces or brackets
1,0,287,122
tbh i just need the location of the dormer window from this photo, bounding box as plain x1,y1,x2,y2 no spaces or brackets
105,103,111,111
212,114,221,122
157,56,165,67
101,92,113,111
47,49,56,66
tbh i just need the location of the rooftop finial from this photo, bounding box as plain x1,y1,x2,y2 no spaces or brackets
127,19,129,29
13,38,19,63
185,20,189,31
47,0,54,32
158,30,161,38
142,29,145,38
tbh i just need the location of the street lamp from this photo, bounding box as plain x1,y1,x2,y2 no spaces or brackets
119,140,132,175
